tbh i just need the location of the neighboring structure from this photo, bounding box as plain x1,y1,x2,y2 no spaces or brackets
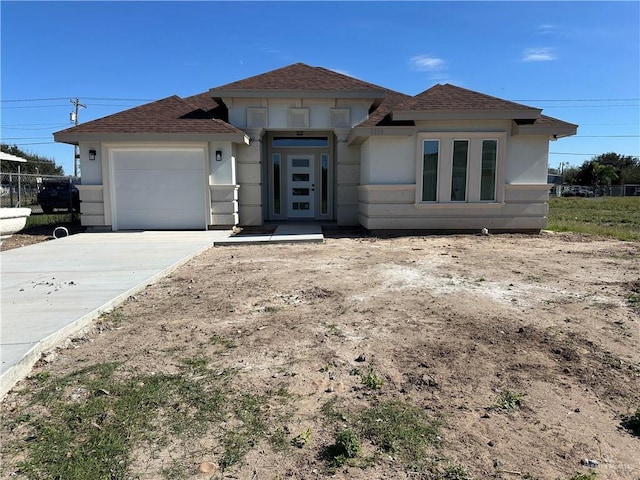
54,63,577,232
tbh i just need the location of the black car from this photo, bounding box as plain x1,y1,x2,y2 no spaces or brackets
37,181,80,213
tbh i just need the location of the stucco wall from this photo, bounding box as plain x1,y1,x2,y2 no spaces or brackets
226,98,373,130
357,121,552,231
235,139,263,226
360,136,415,185
505,135,549,184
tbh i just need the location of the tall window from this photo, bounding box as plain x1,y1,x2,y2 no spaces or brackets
321,154,329,214
451,140,469,201
481,140,497,201
273,154,281,214
422,140,439,202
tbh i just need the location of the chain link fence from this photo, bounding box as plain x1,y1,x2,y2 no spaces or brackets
558,184,640,198
1,172,80,212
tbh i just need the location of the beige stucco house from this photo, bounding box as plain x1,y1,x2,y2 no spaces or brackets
54,63,577,232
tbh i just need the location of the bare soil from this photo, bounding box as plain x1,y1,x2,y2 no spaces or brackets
2,231,639,479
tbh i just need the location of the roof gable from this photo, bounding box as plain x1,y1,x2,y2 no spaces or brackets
393,84,543,121
209,63,386,100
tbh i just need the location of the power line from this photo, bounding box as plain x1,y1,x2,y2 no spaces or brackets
539,104,639,108
0,97,70,103
5,142,57,145
1,96,154,102
513,98,640,102
550,152,640,156
2,125,69,131
1,136,52,140
1,105,71,109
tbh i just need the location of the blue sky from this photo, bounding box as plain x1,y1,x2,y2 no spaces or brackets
1,1,639,176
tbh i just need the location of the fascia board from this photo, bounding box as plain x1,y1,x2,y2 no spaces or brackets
54,132,250,145
512,124,577,137
392,109,542,121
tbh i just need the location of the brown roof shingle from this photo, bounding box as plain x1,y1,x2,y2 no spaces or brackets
209,63,386,96
356,90,414,127
54,95,243,138
394,83,542,115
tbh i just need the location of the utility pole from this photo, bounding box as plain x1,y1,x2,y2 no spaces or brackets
70,97,86,178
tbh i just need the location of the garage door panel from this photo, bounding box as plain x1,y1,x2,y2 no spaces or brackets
112,149,207,230
113,151,201,170
117,208,204,230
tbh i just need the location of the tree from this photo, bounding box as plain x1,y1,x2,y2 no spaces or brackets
572,152,639,186
562,166,580,185
592,162,617,188
0,144,64,175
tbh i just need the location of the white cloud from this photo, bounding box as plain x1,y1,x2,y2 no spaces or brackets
409,55,445,71
522,48,557,62
537,24,557,34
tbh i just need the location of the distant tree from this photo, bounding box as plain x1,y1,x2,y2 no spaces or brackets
573,152,639,186
563,166,580,185
0,144,64,175
592,162,618,188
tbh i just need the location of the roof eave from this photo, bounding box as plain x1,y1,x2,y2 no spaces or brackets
392,109,542,121
54,132,250,145
512,124,578,138
208,88,386,100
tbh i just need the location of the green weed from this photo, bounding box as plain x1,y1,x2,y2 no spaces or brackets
563,471,598,480
441,463,471,479
324,428,360,467
356,400,441,469
491,390,525,411
361,367,383,390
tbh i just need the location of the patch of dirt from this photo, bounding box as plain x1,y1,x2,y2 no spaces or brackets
2,232,639,479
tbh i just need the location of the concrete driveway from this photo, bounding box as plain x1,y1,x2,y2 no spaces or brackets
0,230,231,399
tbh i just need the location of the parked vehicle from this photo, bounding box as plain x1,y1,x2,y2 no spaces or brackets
37,181,80,213
561,186,594,197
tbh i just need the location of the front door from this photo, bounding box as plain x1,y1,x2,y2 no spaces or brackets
287,155,315,218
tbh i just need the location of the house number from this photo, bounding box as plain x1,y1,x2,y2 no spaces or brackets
370,128,384,135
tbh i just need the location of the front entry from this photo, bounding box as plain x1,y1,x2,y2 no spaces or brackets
287,155,315,218
266,133,334,221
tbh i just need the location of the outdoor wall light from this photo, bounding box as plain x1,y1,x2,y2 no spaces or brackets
215,150,222,161
89,149,97,161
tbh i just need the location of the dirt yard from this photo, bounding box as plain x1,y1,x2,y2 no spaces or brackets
2,231,639,479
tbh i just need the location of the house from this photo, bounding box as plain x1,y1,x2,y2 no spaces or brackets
53,63,577,232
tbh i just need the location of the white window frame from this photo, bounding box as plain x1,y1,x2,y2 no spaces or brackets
416,132,506,205
419,139,440,203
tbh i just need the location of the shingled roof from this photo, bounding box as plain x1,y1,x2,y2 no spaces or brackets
209,63,386,99
54,95,246,144
356,90,414,127
54,64,576,144
392,84,543,121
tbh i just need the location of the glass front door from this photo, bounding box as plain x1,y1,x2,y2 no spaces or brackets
287,155,315,218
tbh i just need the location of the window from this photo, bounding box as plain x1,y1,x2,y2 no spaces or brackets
422,140,439,202
481,140,497,201
321,154,329,214
451,140,468,201
272,137,328,147
273,154,281,214
418,133,503,204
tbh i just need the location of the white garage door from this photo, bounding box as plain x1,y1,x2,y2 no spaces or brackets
112,149,207,230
